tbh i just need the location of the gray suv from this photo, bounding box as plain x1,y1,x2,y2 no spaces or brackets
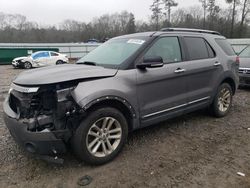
3,28,239,165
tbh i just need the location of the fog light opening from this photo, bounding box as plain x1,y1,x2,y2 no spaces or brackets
25,143,36,153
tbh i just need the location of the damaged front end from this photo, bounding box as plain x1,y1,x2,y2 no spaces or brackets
3,82,82,162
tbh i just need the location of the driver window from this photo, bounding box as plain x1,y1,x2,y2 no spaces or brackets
145,37,182,63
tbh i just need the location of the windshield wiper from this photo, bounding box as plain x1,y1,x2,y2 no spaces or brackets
77,61,97,66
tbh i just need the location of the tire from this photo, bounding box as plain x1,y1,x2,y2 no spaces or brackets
72,107,128,165
210,83,233,117
23,61,32,69
56,60,64,65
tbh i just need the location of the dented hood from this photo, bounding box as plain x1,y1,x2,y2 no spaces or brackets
13,64,118,86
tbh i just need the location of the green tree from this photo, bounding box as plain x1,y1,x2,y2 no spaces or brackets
150,0,163,30
239,0,250,36
126,13,136,34
207,0,220,29
226,0,240,37
199,0,208,28
163,0,178,25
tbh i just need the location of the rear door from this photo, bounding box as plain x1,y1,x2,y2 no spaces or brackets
136,36,189,125
182,36,222,107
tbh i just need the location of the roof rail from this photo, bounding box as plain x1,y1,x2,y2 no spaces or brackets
160,28,221,35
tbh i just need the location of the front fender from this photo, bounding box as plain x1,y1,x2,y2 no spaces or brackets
71,74,139,117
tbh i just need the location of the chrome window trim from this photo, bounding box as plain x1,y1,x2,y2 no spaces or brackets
143,96,210,118
239,68,250,70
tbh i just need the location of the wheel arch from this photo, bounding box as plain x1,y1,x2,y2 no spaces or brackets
220,77,236,95
82,96,137,132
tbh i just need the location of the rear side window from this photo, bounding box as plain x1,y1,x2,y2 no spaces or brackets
50,52,59,56
215,39,235,56
184,37,214,60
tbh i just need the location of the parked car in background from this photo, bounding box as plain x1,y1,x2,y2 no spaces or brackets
4,28,239,165
86,39,100,43
238,45,250,86
12,51,68,69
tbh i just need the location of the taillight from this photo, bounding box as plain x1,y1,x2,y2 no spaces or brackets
236,56,240,64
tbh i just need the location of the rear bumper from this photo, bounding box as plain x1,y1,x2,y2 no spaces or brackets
3,97,67,156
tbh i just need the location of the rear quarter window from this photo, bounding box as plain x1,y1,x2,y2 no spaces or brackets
215,39,236,56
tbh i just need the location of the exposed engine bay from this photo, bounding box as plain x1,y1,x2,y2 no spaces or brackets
8,81,82,136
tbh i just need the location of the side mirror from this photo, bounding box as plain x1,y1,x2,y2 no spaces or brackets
136,56,164,69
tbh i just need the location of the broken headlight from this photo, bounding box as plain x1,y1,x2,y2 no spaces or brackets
56,87,75,102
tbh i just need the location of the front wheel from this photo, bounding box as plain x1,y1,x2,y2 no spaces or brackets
72,107,128,165
23,61,32,69
210,83,233,117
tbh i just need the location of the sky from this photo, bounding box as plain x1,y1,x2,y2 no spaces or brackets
0,0,228,25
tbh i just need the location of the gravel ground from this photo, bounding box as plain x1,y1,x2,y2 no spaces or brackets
0,65,250,188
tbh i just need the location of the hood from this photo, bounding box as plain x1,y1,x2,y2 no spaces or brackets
13,64,118,86
239,57,250,68
13,56,28,61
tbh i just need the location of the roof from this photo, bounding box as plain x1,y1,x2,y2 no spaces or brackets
160,28,221,35
114,28,223,40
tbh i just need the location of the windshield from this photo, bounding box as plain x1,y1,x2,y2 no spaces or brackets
239,45,250,57
77,38,147,68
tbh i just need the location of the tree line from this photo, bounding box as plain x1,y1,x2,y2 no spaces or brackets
150,0,250,38
0,0,249,43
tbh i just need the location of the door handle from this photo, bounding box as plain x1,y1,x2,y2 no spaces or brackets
214,62,221,66
174,68,186,73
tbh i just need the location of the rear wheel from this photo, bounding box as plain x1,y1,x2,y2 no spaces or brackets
56,60,64,65
72,107,128,165
24,61,32,69
210,83,233,117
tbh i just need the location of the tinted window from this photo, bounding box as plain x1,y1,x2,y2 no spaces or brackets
239,46,250,57
206,42,216,58
184,37,210,60
145,37,182,63
215,39,235,56
32,52,49,60
50,52,59,56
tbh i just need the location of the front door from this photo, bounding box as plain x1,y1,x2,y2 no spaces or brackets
136,36,189,125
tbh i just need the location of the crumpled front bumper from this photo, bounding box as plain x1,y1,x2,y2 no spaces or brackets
12,61,20,67
3,96,67,156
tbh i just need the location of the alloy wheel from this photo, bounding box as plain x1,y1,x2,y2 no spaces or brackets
217,87,231,112
86,117,122,158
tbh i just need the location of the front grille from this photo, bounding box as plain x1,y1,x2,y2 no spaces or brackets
239,68,250,74
30,96,40,108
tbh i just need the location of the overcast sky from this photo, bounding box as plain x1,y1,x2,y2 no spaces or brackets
0,0,228,25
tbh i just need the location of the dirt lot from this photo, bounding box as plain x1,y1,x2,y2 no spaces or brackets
1,65,250,188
